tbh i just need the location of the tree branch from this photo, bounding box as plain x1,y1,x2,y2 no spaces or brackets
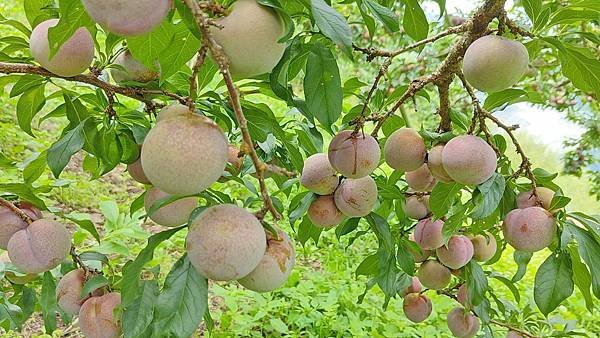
0,197,33,224
183,0,281,220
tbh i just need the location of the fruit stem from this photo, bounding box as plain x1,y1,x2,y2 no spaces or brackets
0,197,34,224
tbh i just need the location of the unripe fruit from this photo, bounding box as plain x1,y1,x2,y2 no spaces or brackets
383,128,426,172
0,251,37,284
463,35,529,92
56,269,89,316
436,235,474,269
111,50,160,83
211,0,286,79
156,103,191,123
328,130,381,179
79,292,121,338
403,293,432,323
127,157,151,184
516,187,555,210
406,164,437,192
186,204,266,281
408,233,432,263
141,114,228,195
447,307,480,338
238,229,295,292
417,260,451,290
427,144,454,183
144,187,198,227
7,219,71,274
334,176,378,218
82,0,171,37
414,218,445,250
402,195,430,220
300,153,339,195
470,232,497,262
457,284,471,308
442,135,497,185
502,207,556,252
29,19,94,77
401,276,422,296
308,195,344,228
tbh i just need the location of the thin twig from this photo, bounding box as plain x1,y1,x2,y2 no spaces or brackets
188,45,209,109
0,197,33,224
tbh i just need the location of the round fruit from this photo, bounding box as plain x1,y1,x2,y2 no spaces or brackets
407,233,432,263
447,307,480,338
127,156,151,184
238,229,295,292
502,207,556,252
516,187,555,210
141,114,228,195
334,176,378,217
30,19,94,77
463,35,529,92
79,292,121,338
0,206,29,249
403,293,432,323
211,0,286,79
436,235,474,269
457,283,471,308
402,195,430,220
156,103,192,123
427,144,454,183
383,128,426,172
414,218,445,250
401,276,423,296
56,269,89,316
442,135,497,185
186,204,266,281
417,260,451,290
144,187,198,227
82,0,171,37
470,232,497,262
111,50,160,83
7,219,71,274
307,195,344,228
406,164,437,192
300,153,339,195
328,130,381,179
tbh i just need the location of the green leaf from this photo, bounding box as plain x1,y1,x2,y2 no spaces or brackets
16,85,46,136
549,195,571,210
363,0,399,32
564,222,600,298
490,274,520,303
65,213,101,243
304,43,342,130
336,217,359,238
47,119,87,178
534,251,574,316
10,75,44,98
122,280,159,338
356,253,379,276
366,213,394,252
153,255,208,337
80,275,109,298
464,261,488,306
567,245,594,312
430,182,463,217
127,20,175,69
47,0,95,59
512,251,532,282
23,0,56,28
121,226,185,306
402,0,429,41
311,0,352,54
159,22,200,81
548,7,600,26
40,272,57,333
257,0,295,42
23,152,47,183
298,216,323,245
521,0,542,25
483,89,528,111
471,173,505,219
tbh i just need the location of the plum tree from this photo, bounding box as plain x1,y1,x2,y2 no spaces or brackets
328,130,381,179
470,232,497,262
383,128,426,172
156,103,192,122
79,292,122,338
144,187,198,227
211,0,286,79
56,269,90,316
516,187,555,210
29,19,94,77
111,50,160,84
442,135,497,185
408,234,432,263
82,0,170,36
334,176,378,217
417,260,451,290
446,307,480,338
436,235,474,269
300,153,339,195
403,293,432,323
401,276,423,296
463,35,529,92
414,218,445,250
7,219,71,274
502,207,556,252
307,195,345,228
186,204,266,281
141,114,229,195
406,164,437,192
402,195,430,220
238,229,295,292
427,144,454,183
